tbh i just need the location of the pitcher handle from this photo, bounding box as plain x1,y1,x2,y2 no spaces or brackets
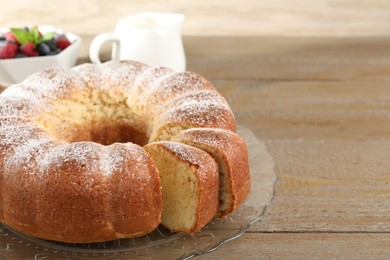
89,33,120,64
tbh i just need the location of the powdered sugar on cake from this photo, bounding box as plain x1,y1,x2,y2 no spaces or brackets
0,60,242,243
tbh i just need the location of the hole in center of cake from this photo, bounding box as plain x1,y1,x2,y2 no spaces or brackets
38,95,150,146
71,122,149,146
44,118,149,146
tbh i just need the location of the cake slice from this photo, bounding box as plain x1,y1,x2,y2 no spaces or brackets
144,141,219,233
172,128,250,217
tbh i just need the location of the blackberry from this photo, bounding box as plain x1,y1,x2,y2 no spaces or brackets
45,38,57,51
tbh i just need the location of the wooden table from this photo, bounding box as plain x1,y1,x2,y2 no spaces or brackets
2,35,389,259
158,36,390,259
79,36,390,259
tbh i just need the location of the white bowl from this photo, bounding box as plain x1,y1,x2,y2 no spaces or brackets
0,28,81,84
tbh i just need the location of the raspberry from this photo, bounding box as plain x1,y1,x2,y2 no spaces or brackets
56,36,71,50
0,42,18,59
20,42,38,57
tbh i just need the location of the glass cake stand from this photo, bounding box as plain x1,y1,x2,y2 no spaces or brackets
0,126,277,259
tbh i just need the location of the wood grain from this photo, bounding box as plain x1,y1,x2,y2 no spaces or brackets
212,79,390,141
197,233,390,259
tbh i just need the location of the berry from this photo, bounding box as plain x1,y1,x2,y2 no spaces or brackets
1,26,71,58
4,32,18,44
45,38,57,51
56,36,71,50
20,42,38,57
36,42,50,56
0,43,18,59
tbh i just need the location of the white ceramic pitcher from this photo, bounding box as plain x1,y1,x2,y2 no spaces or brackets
89,12,186,71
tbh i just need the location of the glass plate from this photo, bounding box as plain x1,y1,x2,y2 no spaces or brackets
0,126,277,259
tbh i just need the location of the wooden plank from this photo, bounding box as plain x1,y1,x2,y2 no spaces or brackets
196,233,390,259
254,139,390,233
212,79,390,141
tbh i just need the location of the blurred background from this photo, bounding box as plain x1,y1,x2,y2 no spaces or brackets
1,0,390,37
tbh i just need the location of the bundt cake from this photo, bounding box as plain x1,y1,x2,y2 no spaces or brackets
0,60,249,243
